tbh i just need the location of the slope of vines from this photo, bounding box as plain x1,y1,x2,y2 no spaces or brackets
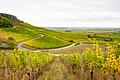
61,42,120,80
0,50,55,80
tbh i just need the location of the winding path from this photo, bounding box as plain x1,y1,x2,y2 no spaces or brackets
16,34,79,52
32,42,78,52
16,34,44,50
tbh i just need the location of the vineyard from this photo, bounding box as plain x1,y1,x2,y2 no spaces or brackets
0,50,55,80
0,42,120,80
61,43,120,80
0,13,120,80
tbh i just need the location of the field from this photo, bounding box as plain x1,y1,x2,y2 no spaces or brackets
24,35,71,49
0,22,90,49
0,23,40,43
0,42,120,80
0,23,120,80
0,23,79,49
0,13,120,80
2,20,119,50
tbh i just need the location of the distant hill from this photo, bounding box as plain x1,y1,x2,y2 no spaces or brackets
45,27,120,31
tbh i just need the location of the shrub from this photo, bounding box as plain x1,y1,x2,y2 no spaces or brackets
68,40,74,42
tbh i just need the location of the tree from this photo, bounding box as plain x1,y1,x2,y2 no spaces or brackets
0,16,13,28
0,13,18,22
0,13,23,24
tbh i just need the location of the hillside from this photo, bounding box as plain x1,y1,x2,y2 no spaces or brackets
1,13,119,50
0,13,82,49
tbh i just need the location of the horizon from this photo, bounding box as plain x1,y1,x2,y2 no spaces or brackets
43,27,120,30
0,0,120,28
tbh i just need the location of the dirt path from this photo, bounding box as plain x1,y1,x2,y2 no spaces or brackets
38,57,75,80
16,34,79,52
16,34,44,50
33,42,78,52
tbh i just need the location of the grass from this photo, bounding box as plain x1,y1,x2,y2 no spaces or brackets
55,31,88,42
0,22,60,43
0,24,40,43
24,35,71,49
1,22,85,49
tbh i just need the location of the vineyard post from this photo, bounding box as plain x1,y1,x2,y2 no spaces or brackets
3,50,7,80
31,50,36,80
90,68,94,80
101,46,106,80
43,56,45,72
112,73,115,80
27,50,32,80
104,48,107,59
80,50,84,80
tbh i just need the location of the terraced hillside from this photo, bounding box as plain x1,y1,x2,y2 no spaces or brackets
0,23,72,49
0,13,86,49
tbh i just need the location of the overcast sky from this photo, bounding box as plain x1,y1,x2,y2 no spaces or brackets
0,0,120,28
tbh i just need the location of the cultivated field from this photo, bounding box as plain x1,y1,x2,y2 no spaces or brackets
0,13,120,80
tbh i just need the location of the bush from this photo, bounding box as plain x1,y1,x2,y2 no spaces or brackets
65,30,72,32
68,40,74,42
75,42,80,46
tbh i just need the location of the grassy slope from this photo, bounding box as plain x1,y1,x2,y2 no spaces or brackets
25,35,71,49
23,29,89,49
1,23,83,49
1,22,119,49
0,23,40,43
19,24,88,49
0,22,61,43
55,31,87,42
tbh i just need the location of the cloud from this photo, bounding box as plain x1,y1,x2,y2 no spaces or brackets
0,0,120,27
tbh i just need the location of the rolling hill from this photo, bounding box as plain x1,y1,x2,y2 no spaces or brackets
0,13,84,49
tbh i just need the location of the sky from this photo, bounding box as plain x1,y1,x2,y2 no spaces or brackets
0,0,120,28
